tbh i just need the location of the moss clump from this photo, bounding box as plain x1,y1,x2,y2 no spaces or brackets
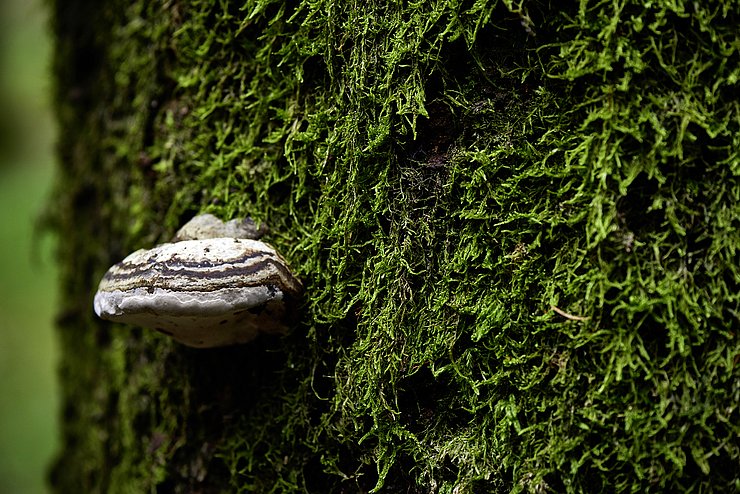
51,0,738,492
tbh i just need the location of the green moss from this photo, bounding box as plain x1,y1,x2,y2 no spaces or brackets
50,0,738,492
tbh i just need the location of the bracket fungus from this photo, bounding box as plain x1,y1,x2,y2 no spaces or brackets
93,214,302,348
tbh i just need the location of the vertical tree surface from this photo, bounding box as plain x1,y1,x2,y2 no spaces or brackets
50,1,738,492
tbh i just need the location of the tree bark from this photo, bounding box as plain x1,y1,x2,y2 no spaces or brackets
50,1,739,492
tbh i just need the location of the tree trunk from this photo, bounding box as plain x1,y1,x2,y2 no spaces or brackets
49,1,739,492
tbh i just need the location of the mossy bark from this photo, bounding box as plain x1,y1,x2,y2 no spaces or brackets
50,1,739,492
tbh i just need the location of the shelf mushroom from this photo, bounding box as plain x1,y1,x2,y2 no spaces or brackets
93,214,302,348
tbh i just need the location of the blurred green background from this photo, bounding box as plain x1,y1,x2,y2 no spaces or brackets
0,0,59,492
